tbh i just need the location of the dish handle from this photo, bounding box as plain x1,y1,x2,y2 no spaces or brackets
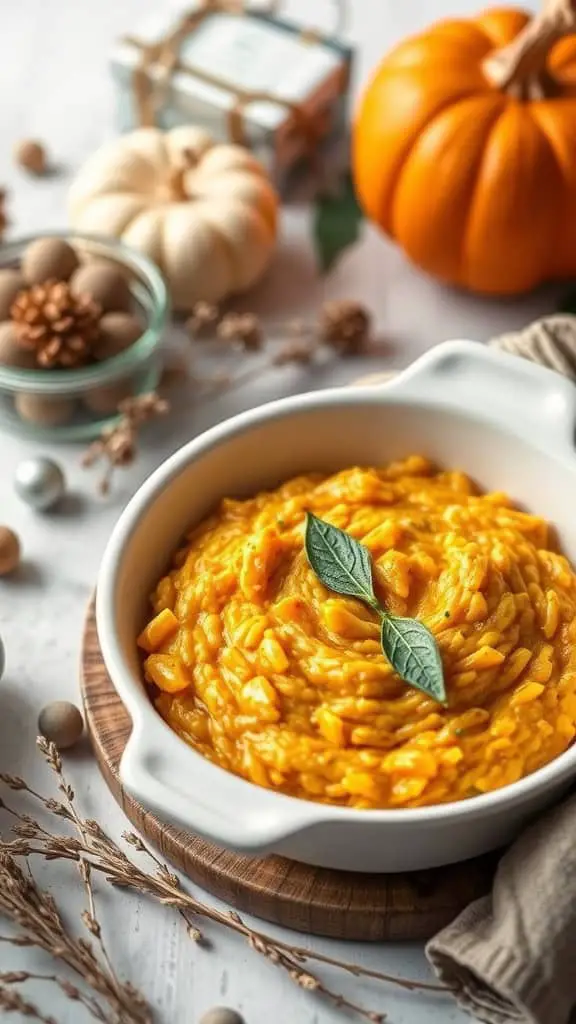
120,725,321,853
382,339,576,450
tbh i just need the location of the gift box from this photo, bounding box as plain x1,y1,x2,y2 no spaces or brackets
110,1,353,191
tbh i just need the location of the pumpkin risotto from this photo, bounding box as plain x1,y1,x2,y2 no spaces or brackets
138,457,576,809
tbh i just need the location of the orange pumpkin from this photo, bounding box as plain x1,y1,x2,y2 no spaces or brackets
353,1,576,295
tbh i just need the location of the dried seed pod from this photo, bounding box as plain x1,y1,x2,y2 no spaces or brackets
320,300,371,355
38,701,84,749
22,237,80,285
70,263,132,313
186,301,219,337
14,393,76,427
217,312,262,351
0,526,21,575
0,322,37,368
93,312,142,362
14,139,48,175
0,269,26,320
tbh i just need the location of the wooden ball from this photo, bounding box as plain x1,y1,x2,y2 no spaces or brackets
14,139,47,175
0,526,20,576
0,269,26,320
199,1010,245,1024
0,322,37,368
83,379,135,415
15,392,76,426
38,701,84,750
70,263,132,313
94,312,143,362
23,238,79,285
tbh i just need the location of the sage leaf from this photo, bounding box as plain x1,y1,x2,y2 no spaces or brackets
305,514,447,704
381,616,446,705
305,513,377,608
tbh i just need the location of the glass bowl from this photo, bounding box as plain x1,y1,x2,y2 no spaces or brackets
0,232,169,442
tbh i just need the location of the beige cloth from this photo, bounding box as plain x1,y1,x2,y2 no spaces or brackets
427,791,576,1024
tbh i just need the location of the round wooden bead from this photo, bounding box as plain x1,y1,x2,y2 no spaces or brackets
199,1009,245,1024
15,139,48,175
38,701,84,749
15,392,76,426
0,526,20,575
0,322,37,368
93,312,142,362
0,269,26,320
70,263,132,313
22,238,80,285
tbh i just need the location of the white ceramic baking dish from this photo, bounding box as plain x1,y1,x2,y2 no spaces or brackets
96,340,576,872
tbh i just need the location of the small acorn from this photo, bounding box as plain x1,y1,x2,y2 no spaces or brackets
0,322,37,369
0,526,21,576
38,701,84,750
83,379,135,415
93,312,143,362
0,269,26,320
199,1010,245,1024
14,140,48,176
70,263,132,313
22,237,79,285
15,392,76,426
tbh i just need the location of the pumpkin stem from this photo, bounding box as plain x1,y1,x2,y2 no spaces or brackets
482,0,576,98
168,147,197,201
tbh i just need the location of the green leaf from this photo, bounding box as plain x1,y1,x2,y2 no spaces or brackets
381,616,446,705
305,513,377,608
304,514,447,705
313,174,364,274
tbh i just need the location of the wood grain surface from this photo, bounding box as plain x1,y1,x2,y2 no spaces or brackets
81,602,498,941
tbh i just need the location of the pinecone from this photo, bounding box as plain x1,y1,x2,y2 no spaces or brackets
11,279,101,368
320,300,371,355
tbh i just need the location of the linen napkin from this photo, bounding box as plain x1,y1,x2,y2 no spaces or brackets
426,791,576,1024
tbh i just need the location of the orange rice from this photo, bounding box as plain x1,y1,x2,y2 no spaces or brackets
138,456,576,809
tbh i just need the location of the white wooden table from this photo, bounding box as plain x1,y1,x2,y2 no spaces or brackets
0,1,550,1021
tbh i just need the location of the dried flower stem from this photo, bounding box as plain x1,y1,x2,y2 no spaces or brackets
82,392,169,496
187,300,372,402
0,740,447,1024
0,968,108,1021
0,983,58,1023
37,738,140,1020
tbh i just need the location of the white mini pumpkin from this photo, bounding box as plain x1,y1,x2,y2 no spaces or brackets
69,127,279,311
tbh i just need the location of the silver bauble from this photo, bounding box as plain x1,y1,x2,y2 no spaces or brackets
14,456,66,511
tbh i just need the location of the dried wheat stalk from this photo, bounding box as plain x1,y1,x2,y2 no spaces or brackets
0,849,151,1024
0,739,447,1024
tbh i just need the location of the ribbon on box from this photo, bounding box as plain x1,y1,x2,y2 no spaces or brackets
123,0,349,160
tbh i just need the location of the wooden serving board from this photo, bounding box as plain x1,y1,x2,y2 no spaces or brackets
81,602,498,941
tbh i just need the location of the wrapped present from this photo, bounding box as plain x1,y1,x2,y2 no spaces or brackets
110,0,353,191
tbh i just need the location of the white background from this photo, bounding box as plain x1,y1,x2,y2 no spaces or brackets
0,1,547,1022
